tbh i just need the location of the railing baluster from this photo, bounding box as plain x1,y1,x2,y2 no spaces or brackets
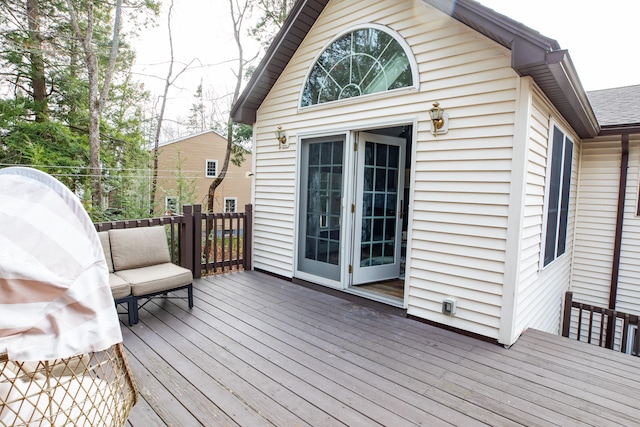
561,290,640,357
204,213,212,272
598,309,605,347
234,213,240,271
213,215,218,271
587,310,593,344
577,306,583,341
222,213,228,272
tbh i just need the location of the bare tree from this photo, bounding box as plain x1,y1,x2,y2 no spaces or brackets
66,0,124,210
148,0,196,215
207,0,256,213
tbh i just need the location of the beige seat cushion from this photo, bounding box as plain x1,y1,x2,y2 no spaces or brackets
99,231,131,299
109,273,131,300
108,226,171,271
98,231,115,273
114,263,193,296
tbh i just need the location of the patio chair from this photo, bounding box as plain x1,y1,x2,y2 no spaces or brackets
0,167,137,426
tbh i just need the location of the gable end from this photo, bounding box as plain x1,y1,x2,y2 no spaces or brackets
232,0,599,138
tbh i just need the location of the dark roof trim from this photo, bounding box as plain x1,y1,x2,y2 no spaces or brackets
430,0,598,137
522,48,600,138
598,124,640,137
231,0,329,124
427,0,560,52
231,0,600,138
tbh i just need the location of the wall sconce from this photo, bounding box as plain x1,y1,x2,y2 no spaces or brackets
429,102,448,136
275,126,288,149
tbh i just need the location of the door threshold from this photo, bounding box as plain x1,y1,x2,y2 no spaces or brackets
345,287,404,308
292,277,407,316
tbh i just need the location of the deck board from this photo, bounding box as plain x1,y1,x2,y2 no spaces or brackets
207,276,460,426
122,271,640,426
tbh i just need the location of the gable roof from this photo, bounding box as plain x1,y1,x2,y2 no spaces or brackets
157,130,225,148
153,130,252,154
587,85,640,134
231,0,601,138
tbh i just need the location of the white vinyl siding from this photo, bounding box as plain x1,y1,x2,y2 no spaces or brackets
571,139,620,307
572,136,640,315
252,0,519,338
514,89,580,337
616,137,640,315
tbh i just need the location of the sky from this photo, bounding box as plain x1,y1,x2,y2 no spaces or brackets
131,0,640,131
476,0,640,91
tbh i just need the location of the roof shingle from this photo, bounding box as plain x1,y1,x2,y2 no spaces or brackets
587,85,640,127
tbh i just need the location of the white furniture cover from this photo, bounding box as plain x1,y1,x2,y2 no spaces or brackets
0,167,122,362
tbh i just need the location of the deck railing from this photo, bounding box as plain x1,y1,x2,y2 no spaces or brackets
94,203,252,278
562,291,640,356
186,204,253,277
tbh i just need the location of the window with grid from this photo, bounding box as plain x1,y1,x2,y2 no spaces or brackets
165,196,178,214
224,197,237,213
205,160,218,178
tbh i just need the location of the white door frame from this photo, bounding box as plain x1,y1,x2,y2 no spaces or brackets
292,119,417,309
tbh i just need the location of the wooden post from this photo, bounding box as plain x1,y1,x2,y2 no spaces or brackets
192,204,202,279
181,205,194,272
561,291,573,337
605,311,617,350
243,204,252,271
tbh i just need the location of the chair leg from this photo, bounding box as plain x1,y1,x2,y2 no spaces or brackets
188,284,194,308
128,298,139,325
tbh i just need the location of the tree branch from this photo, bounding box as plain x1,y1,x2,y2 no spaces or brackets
99,0,123,114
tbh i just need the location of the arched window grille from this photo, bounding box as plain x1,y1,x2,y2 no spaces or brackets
301,26,415,107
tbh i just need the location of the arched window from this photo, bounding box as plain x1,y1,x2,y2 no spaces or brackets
301,26,415,107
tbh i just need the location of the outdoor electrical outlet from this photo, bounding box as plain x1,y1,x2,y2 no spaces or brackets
442,297,457,316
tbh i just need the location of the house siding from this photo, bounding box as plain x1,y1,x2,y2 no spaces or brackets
253,0,521,339
617,136,640,314
572,135,640,315
511,88,581,338
155,131,252,214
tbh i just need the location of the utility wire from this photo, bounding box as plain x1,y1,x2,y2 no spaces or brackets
0,163,250,177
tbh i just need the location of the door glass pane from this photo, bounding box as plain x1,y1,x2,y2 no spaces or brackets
359,141,399,267
302,140,343,271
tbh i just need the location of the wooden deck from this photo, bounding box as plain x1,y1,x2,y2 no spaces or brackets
121,271,640,426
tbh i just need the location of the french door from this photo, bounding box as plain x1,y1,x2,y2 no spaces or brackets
297,136,345,282
296,131,405,287
352,132,405,285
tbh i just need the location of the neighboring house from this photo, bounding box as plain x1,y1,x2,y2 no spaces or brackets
153,130,252,214
230,0,640,347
